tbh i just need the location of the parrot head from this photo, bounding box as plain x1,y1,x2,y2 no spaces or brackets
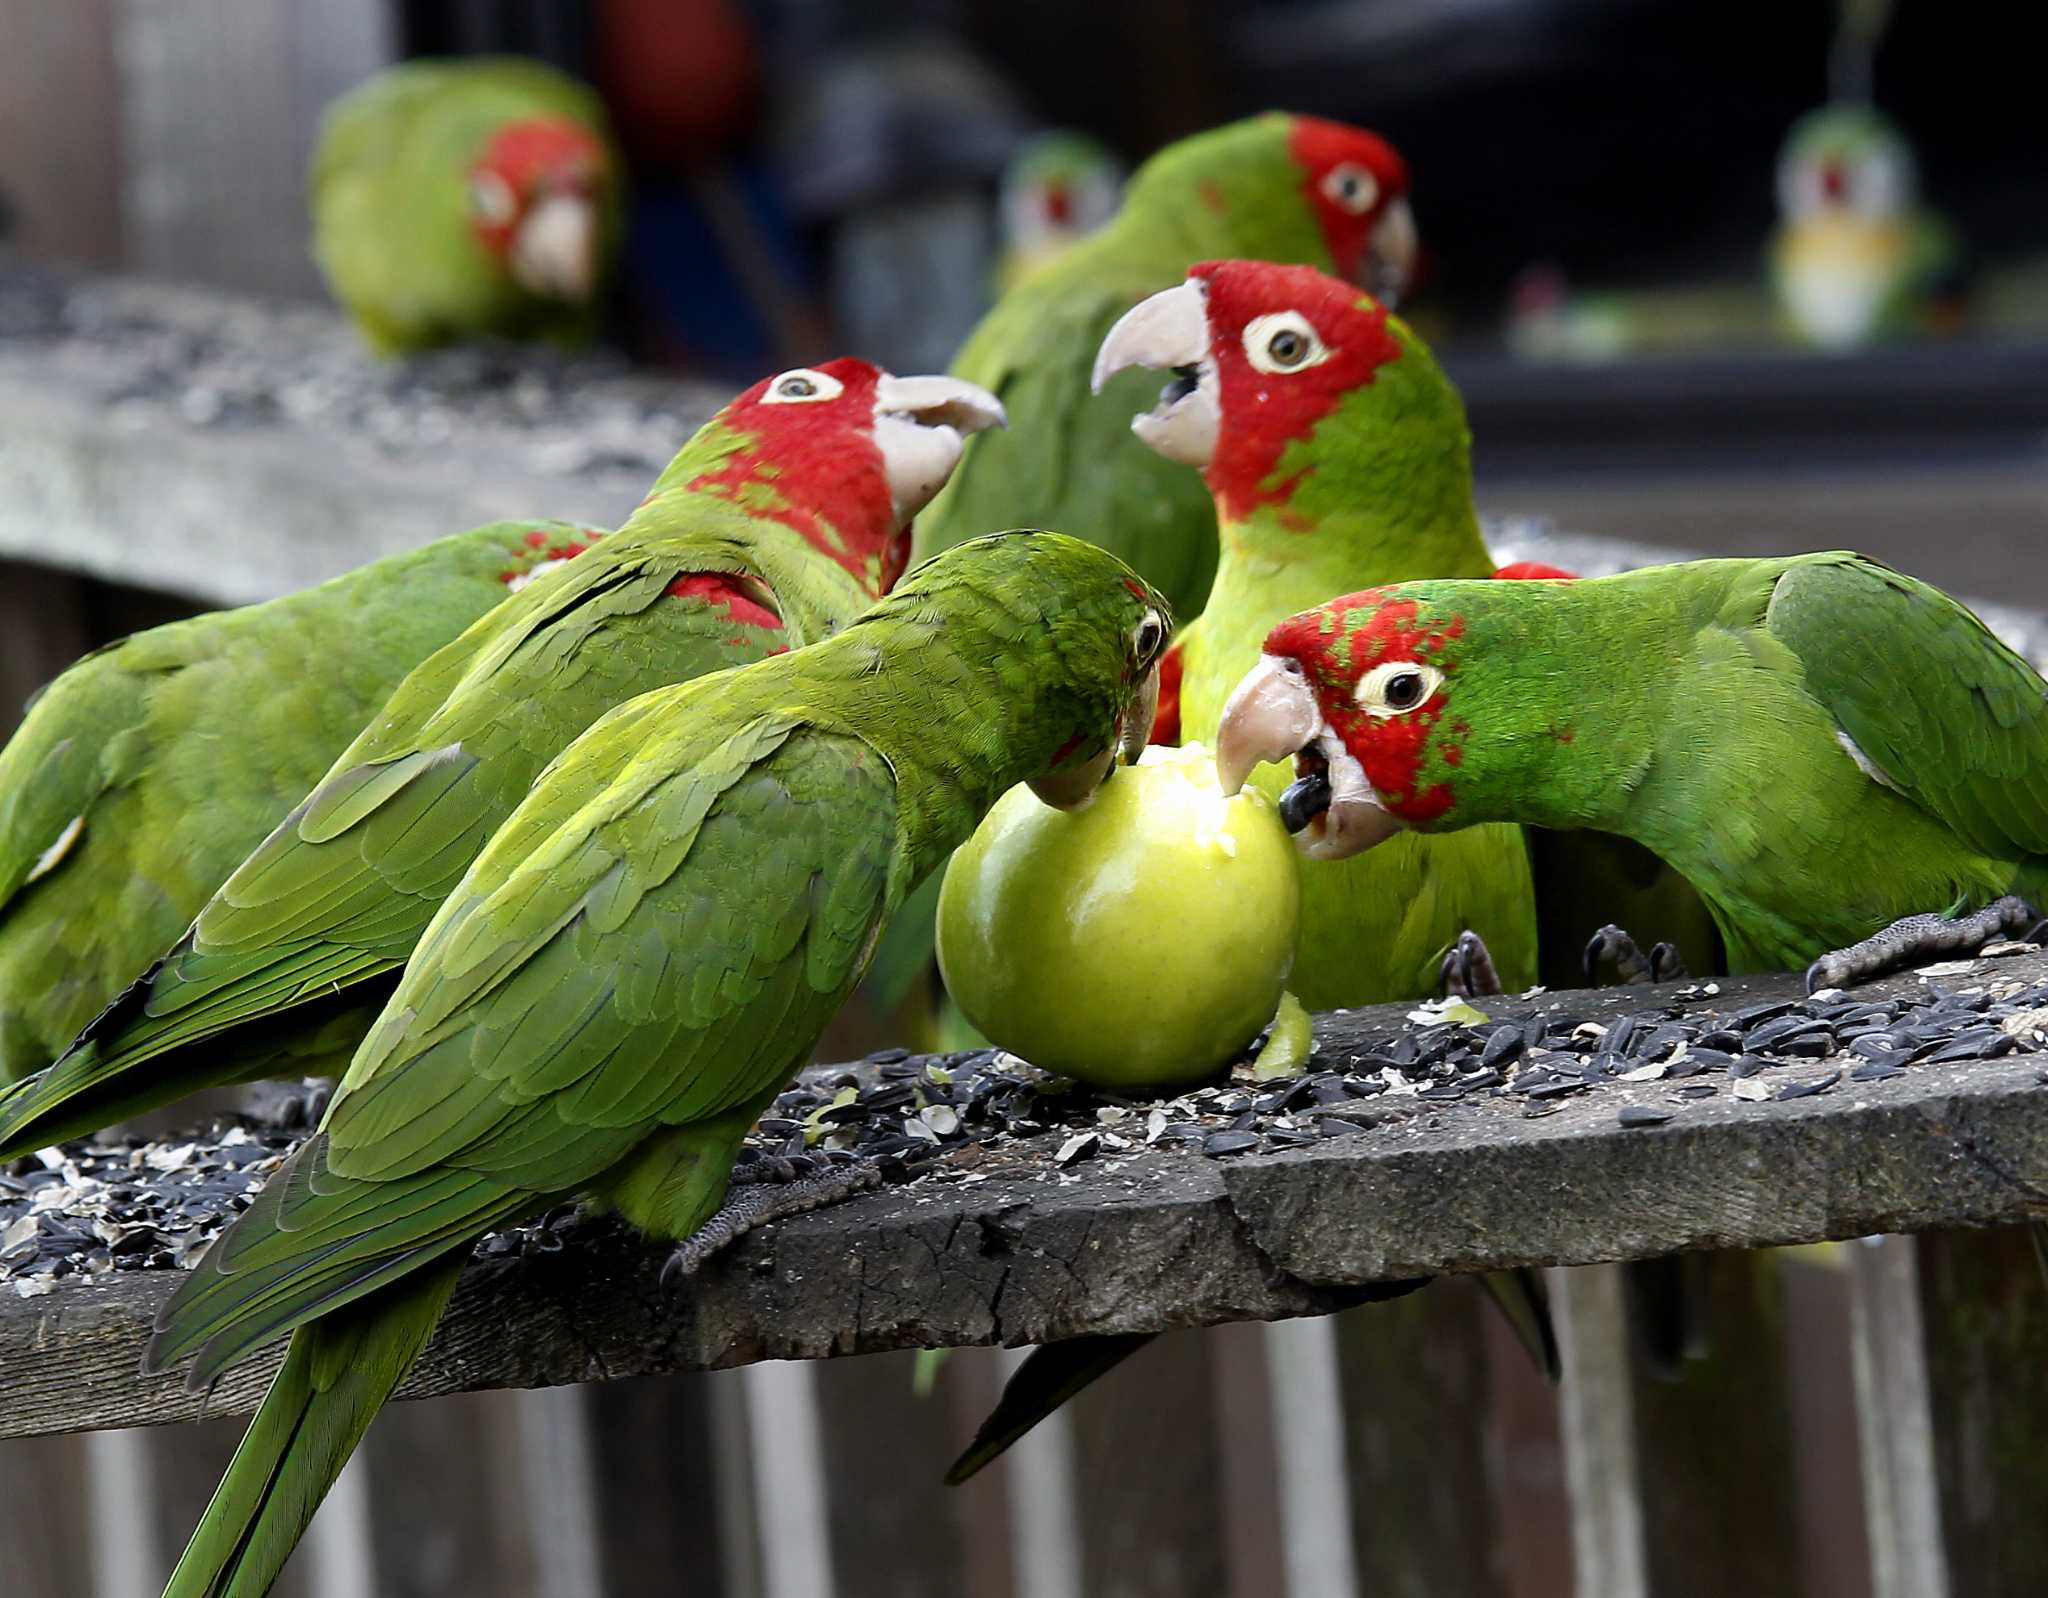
874,531,1171,811
694,358,1007,596
1287,116,1417,305
467,116,614,301
1000,131,1126,255
1776,105,1919,224
1214,578,1569,858
1122,113,1418,306
1091,258,1443,521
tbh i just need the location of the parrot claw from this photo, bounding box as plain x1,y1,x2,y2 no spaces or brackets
246,1076,332,1132
1583,926,1688,987
1439,930,1504,999
1803,896,2046,994
659,1153,884,1299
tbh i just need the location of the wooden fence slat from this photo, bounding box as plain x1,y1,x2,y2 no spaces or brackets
1480,1303,1573,1598
579,1372,739,1598
1069,1328,1231,1598
1333,1278,1517,1598
1263,1314,1355,1598
0,1431,100,1596
1848,1235,1950,1598
813,1348,971,1598
1554,1265,1649,1598
1779,1249,1875,1598
1914,1224,2048,1596
743,1361,836,1598
988,1345,1082,1598
1624,1250,1805,1598
359,1388,540,1597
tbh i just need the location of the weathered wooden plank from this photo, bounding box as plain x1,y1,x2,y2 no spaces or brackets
0,0,122,268
1847,1235,1948,1598
1780,1248,1874,1598
7,953,2048,1442
0,561,91,736
0,1430,97,1596
580,1373,737,1597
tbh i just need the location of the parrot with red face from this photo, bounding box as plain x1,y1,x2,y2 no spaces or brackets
913,111,1419,625
1214,554,2048,992
310,58,626,355
0,359,1003,1161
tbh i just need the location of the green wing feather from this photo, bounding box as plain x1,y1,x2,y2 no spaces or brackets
0,521,590,1082
1765,553,2048,859
0,538,792,1161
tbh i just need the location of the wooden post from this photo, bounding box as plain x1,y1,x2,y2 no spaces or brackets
1913,1224,2048,1595
1848,1235,1951,1598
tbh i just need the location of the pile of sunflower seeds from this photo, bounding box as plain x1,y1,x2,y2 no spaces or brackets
8,953,2047,1296
0,260,719,478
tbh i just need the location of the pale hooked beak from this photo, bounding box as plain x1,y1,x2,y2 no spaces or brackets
1090,278,1219,469
1027,661,1161,811
1215,654,1403,861
1366,196,1419,308
871,374,1007,526
511,192,598,301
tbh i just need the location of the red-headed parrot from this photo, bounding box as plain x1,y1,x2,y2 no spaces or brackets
0,359,1001,1160
1215,553,2047,991
310,57,625,355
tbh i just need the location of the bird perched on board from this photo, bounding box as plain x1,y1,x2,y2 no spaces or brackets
1770,104,1961,351
0,518,607,1081
310,57,626,355
0,359,1002,1162
1214,552,2047,993
1092,258,1540,1003
992,130,1126,296
913,110,1418,626
146,531,1171,1598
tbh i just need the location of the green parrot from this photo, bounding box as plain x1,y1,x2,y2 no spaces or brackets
0,518,607,1081
992,130,1126,297
1092,257,1541,1002
0,359,1002,1161
913,111,1419,624
1770,104,1961,351
148,530,1171,1598
310,57,626,356
1213,552,2047,991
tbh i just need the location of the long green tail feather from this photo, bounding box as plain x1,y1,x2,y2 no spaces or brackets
163,1255,461,1598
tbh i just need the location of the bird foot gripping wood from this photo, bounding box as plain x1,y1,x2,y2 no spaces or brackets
242,1077,333,1132
1584,924,1688,987
658,1151,883,1297
1804,896,2047,995
1438,930,1505,999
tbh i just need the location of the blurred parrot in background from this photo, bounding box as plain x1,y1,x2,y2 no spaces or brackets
914,110,1418,625
148,531,1172,1598
310,58,626,356
0,518,607,1081
1770,104,1961,350
992,130,1126,296
1214,552,2047,992
1093,258,1540,1002
0,359,1002,1162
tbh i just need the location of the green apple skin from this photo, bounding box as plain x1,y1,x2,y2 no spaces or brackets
936,744,1302,1090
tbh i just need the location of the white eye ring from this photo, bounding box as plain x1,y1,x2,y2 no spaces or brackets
1355,660,1442,717
468,171,517,226
1321,162,1380,216
1243,311,1334,376
763,367,845,404
1133,607,1166,661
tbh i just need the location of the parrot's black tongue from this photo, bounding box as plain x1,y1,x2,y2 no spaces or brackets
1279,766,1332,833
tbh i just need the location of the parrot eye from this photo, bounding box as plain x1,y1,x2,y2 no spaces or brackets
1134,609,1166,662
1355,660,1443,717
468,170,518,226
1244,311,1333,376
1321,163,1381,216
764,367,845,404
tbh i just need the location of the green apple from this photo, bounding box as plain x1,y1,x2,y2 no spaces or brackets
936,742,1301,1090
